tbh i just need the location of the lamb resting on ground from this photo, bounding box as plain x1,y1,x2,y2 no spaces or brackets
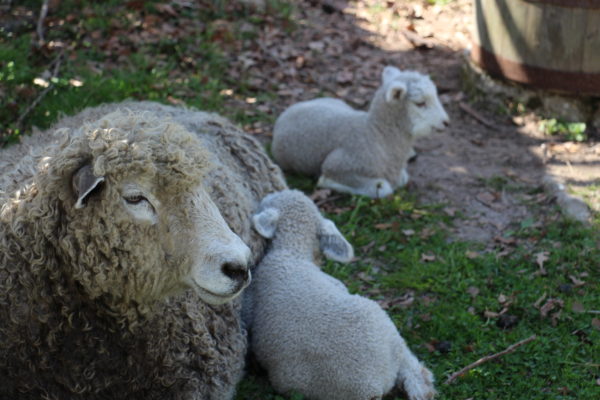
246,189,436,400
272,66,449,198
0,101,286,399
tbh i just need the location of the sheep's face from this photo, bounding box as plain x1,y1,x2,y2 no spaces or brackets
58,111,251,310
383,66,450,138
116,177,252,305
177,184,252,305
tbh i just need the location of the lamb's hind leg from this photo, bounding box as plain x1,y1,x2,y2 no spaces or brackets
395,342,436,400
319,149,393,198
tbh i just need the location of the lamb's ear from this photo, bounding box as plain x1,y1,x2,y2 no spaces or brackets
385,81,407,103
72,164,105,209
252,208,280,238
319,219,354,263
382,66,401,84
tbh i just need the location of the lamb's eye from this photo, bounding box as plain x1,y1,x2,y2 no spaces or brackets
124,195,147,205
415,101,427,108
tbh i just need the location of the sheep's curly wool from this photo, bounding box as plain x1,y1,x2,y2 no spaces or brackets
0,101,286,399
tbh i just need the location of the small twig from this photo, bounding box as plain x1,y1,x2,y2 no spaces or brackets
561,361,600,368
459,101,495,129
444,335,537,384
36,0,50,46
16,50,64,131
588,310,600,315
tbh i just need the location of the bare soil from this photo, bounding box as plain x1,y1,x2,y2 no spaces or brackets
228,0,599,242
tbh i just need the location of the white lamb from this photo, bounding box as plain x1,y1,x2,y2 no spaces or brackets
271,66,449,198
247,189,436,400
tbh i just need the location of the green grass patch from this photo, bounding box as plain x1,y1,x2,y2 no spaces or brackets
237,182,600,400
0,0,294,145
539,118,587,142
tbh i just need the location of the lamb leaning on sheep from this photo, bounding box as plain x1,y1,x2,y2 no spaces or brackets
272,66,449,198
0,101,286,399
246,189,436,400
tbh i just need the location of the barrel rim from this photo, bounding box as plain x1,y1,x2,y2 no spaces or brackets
523,0,600,10
471,44,600,96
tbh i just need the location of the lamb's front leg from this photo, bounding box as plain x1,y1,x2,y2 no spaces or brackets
317,175,393,198
319,149,394,198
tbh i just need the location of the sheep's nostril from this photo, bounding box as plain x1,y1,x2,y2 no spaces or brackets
221,262,249,283
443,119,450,127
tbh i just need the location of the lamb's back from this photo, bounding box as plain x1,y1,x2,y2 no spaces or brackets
251,257,400,400
272,98,367,176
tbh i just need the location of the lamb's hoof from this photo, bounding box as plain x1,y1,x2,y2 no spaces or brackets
403,365,436,400
408,147,418,163
373,180,393,198
398,169,410,188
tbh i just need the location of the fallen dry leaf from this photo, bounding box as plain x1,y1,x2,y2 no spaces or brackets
534,251,549,276
387,292,415,309
569,275,586,287
310,188,332,203
592,318,600,331
357,272,374,282
467,286,480,298
443,207,457,217
494,236,517,246
571,302,585,313
475,191,498,206
374,223,393,230
465,250,480,259
155,3,178,16
535,251,549,269
484,310,499,319
548,142,583,154
497,294,508,304
402,229,415,236
419,227,435,239
533,292,548,309
420,253,436,262
402,29,435,49
540,298,564,318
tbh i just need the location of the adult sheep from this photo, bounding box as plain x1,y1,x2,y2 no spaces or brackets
272,66,449,198
0,101,286,399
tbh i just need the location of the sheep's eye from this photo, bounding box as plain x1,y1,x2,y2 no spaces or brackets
124,195,147,205
415,101,427,108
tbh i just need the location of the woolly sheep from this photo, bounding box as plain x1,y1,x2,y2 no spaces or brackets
247,189,436,400
271,66,450,198
0,101,286,399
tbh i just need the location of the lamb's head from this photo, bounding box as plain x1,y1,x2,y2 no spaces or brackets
41,110,251,311
252,189,353,263
380,66,449,137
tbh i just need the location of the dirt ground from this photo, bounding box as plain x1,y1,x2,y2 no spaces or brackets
227,0,599,242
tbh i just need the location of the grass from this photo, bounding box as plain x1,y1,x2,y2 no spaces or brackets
1,1,599,399
539,118,588,142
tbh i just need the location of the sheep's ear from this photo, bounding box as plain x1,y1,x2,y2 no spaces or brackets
72,164,105,209
319,219,354,263
252,208,280,238
382,66,401,84
385,81,407,103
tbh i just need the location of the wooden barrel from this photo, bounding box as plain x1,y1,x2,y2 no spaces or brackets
471,0,600,95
